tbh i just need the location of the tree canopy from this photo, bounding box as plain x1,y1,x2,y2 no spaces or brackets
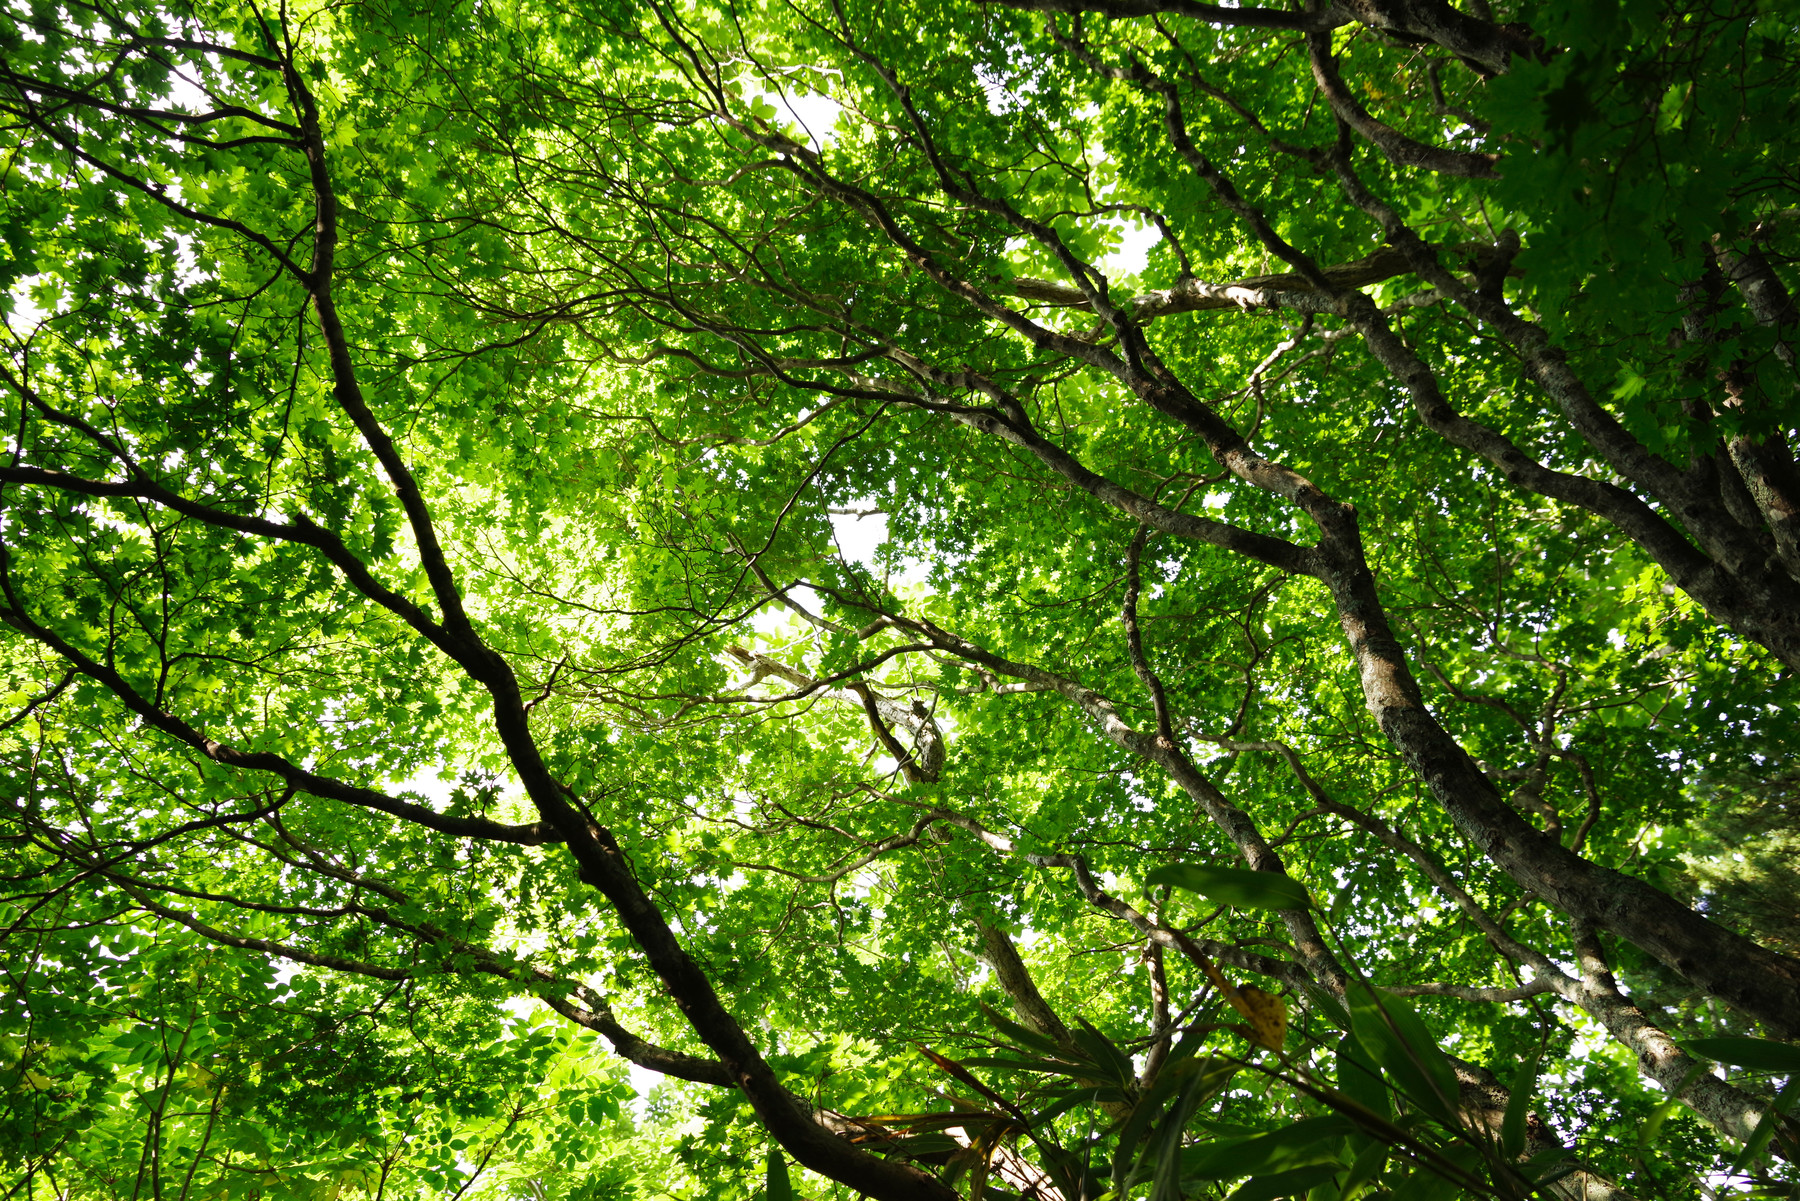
3,0,1799,1198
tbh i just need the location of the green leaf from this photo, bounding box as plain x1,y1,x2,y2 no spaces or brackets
1388,1165,1463,1201
1730,1077,1800,1174
1146,1064,1225,1201
1144,864,1313,912
1116,1054,1235,1197
1501,1052,1538,1158
1303,984,1352,1035
1681,1037,1800,1074
978,1003,1073,1060
1225,1163,1343,1201
1389,1144,1485,1201
1183,1116,1353,1180
1635,1095,1682,1157
1336,1035,1392,1123
1656,81,1691,133
1346,988,1460,1124
1341,1140,1390,1199
766,1148,795,1201
1610,359,1649,402
1071,1017,1137,1087
957,1056,1120,1084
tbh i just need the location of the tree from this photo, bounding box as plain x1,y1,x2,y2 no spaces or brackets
2,0,1798,1197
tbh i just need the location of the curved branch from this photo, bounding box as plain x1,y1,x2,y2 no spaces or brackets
0,547,562,846
1307,33,1499,177
724,643,945,783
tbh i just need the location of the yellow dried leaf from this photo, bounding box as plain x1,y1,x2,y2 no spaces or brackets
1236,986,1288,1051
1186,940,1285,1051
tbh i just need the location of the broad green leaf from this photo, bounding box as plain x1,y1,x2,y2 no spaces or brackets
1072,1017,1138,1087
1225,1163,1343,1201
766,1148,795,1201
1346,988,1460,1124
1682,1037,1800,1074
1388,1145,1485,1201
1145,864,1313,912
1341,1140,1390,1199
1303,984,1352,1035
979,1003,1074,1060
1729,1077,1800,1174
1336,1035,1392,1124
1183,1116,1353,1180
1501,1052,1539,1158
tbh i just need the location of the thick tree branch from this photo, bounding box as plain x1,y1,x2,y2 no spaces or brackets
1327,146,1800,669
990,0,1538,73
1009,244,1499,319
975,919,1080,1053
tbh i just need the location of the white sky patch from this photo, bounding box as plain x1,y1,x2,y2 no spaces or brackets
832,505,887,571
771,87,842,151
164,59,215,113
976,64,1009,116
399,767,459,806
623,1062,661,1106
7,275,56,330
1099,216,1160,278
746,71,843,153
750,583,828,636
829,500,932,590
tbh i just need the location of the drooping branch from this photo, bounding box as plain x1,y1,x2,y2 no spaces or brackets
0,564,561,846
